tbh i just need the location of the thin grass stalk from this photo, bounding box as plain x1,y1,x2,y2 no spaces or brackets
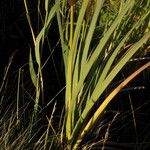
56,0,68,74
44,103,56,150
24,0,36,45
24,0,42,115
69,0,74,49
0,54,14,94
34,71,41,114
128,93,138,144
17,68,21,126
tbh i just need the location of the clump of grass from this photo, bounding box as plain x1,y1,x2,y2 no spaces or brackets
0,60,64,150
56,0,150,149
0,0,150,149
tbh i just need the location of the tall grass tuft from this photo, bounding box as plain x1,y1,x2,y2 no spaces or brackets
56,0,150,148
0,0,149,149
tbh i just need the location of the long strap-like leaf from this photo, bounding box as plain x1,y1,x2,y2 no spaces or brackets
74,61,150,149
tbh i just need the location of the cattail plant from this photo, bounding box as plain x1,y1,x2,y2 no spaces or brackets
23,0,150,149
56,0,150,149
1,0,150,150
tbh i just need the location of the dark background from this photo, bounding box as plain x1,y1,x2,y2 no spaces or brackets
0,0,64,97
